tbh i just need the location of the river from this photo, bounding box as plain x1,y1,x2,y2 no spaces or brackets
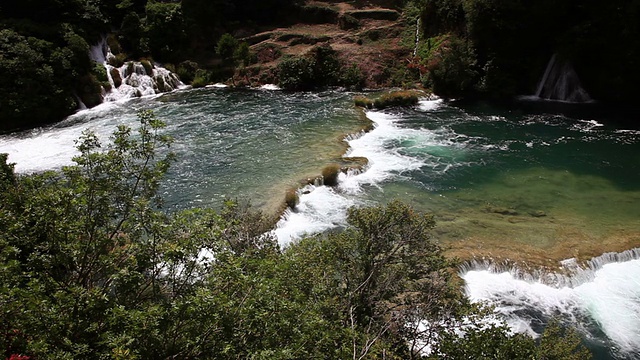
1,87,639,358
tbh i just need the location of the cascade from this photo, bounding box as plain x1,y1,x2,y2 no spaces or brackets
462,248,640,358
534,54,592,103
88,38,183,103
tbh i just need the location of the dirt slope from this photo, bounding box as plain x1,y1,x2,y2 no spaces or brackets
240,1,415,87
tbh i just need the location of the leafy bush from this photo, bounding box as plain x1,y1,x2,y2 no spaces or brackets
284,188,299,209
277,55,314,90
426,35,478,98
340,63,365,90
338,13,360,30
216,33,238,64
277,44,343,90
354,96,373,108
191,69,210,88
91,61,109,84
177,60,199,84
373,90,420,108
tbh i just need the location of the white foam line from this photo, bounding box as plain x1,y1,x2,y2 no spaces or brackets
274,110,429,244
462,252,640,356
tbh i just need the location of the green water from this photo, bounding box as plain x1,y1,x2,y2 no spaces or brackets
361,102,640,263
126,89,365,211
2,88,639,260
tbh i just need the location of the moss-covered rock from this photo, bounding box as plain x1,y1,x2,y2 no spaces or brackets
321,163,342,186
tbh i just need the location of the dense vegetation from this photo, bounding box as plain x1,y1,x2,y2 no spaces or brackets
410,0,640,104
0,0,301,133
0,112,592,359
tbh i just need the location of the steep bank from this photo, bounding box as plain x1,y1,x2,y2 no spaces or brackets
236,1,415,88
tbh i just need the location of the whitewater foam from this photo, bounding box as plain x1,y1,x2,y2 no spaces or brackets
417,97,444,112
273,185,355,246
462,250,640,357
274,108,470,244
0,102,135,173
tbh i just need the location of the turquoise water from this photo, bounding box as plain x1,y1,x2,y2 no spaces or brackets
1,88,640,359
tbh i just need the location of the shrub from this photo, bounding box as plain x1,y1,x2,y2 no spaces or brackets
191,69,210,88
216,33,239,65
373,90,420,109
341,64,365,90
354,96,373,108
91,62,107,81
321,163,342,186
338,14,360,30
426,35,478,98
177,60,199,84
140,59,154,75
234,41,252,67
277,56,314,90
284,188,299,209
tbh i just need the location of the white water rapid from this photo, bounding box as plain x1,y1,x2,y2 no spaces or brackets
274,98,447,245
462,249,640,358
89,38,183,102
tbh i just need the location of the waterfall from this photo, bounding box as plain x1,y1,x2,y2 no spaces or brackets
88,38,183,104
462,248,640,357
534,54,593,103
413,17,420,57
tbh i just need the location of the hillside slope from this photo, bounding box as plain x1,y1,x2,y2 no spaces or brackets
237,1,417,88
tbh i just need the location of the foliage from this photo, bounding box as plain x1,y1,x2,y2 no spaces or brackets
0,28,80,132
431,318,591,359
277,44,356,90
191,69,211,88
374,90,420,109
177,60,199,84
144,1,187,62
277,55,315,90
216,33,238,65
424,35,478,98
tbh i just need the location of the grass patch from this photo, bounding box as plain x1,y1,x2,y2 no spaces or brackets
373,90,420,109
354,96,373,108
321,163,342,186
284,188,299,209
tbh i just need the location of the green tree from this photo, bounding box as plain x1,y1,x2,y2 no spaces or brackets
0,29,78,132
144,0,187,62
216,33,239,65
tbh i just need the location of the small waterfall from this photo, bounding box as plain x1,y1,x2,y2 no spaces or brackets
461,248,640,357
88,38,183,103
534,54,592,103
413,17,420,57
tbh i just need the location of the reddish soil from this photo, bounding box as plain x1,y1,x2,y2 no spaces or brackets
239,1,415,87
